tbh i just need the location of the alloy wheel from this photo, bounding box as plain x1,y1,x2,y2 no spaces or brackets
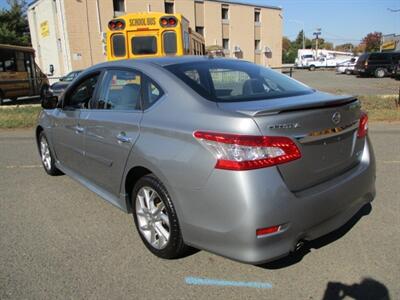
135,186,171,250
40,137,52,171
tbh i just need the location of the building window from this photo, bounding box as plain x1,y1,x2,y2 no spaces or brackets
255,39,261,51
113,0,125,12
222,6,229,20
222,38,229,50
195,26,204,36
165,2,174,14
255,10,260,23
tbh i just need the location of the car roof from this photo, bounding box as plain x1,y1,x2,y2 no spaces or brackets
94,56,249,69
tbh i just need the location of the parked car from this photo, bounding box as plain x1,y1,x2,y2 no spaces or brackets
336,57,359,75
48,70,82,98
37,57,375,264
354,52,400,78
306,57,348,71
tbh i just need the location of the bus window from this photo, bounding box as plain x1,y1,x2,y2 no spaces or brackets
112,34,126,57
163,31,177,54
183,31,190,54
3,50,16,72
16,52,26,72
132,36,157,55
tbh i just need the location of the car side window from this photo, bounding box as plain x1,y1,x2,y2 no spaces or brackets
98,70,141,111
143,78,164,109
67,74,99,108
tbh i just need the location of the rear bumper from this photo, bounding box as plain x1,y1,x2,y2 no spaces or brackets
173,137,376,264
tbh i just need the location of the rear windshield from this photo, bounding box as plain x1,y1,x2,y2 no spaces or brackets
164,60,313,102
132,36,157,55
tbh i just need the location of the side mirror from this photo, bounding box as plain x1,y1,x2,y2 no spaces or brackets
42,95,58,109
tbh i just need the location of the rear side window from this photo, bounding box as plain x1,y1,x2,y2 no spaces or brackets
143,78,164,109
369,53,389,61
112,34,126,57
98,69,141,111
163,31,177,54
165,60,313,102
132,36,157,55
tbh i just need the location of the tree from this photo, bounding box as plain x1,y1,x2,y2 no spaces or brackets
335,43,354,52
295,30,305,48
282,36,291,52
282,36,297,63
353,43,366,55
0,0,31,46
294,30,312,49
362,32,382,52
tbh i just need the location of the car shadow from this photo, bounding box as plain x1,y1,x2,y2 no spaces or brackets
258,203,372,270
322,278,390,300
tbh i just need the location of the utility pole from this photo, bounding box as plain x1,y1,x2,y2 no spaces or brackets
313,28,321,58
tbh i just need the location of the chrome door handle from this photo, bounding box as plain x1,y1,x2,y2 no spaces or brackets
75,126,84,134
116,133,132,144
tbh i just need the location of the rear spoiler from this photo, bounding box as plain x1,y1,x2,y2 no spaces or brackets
240,97,359,117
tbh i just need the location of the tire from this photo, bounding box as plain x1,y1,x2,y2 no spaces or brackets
132,174,192,259
38,131,63,176
374,68,386,78
345,69,352,75
309,65,316,71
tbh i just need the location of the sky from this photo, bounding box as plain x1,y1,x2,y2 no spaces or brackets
0,0,399,46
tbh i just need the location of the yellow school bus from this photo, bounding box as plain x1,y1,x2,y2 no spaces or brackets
106,12,205,61
0,44,49,105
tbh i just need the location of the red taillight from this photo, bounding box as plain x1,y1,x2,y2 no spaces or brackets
160,18,168,26
256,225,281,237
193,131,301,171
358,111,368,138
160,16,177,27
108,19,125,30
168,17,176,26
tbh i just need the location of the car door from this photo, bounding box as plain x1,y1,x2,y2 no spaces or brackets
79,68,144,196
51,72,101,175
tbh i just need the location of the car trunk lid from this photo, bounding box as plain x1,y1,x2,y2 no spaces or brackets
217,91,364,192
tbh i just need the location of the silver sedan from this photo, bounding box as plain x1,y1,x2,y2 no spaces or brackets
37,57,375,264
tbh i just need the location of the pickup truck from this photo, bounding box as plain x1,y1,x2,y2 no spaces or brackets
306,57,345,71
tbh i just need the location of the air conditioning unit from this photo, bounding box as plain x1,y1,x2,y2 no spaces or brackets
233,45,241,53
263,46,272,54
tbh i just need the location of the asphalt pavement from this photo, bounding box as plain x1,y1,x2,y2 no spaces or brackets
0,124,399,299
292,69,400,96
